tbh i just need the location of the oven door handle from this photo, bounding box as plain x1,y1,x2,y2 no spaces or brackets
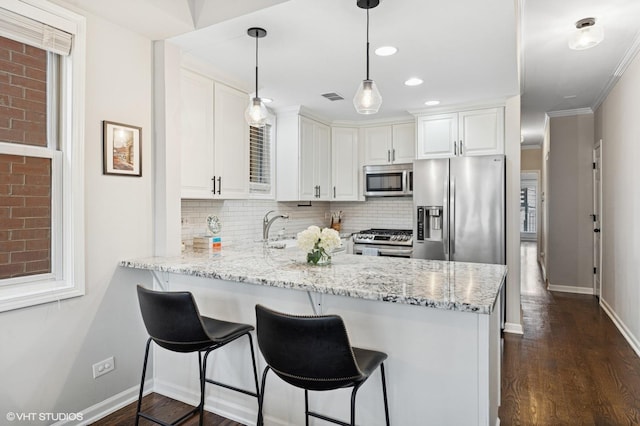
378,248,413,257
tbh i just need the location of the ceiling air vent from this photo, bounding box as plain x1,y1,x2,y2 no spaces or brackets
321,92,344,101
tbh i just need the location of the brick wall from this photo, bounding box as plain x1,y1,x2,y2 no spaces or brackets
0,36,51,279
0,36,47,147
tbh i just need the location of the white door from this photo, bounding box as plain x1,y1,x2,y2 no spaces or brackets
299,117,316,200
593,141,602,298
315,122,331,200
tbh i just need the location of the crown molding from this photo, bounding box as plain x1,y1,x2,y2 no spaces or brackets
408,98,507,116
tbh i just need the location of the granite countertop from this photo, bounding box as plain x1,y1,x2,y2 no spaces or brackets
120,244,507,314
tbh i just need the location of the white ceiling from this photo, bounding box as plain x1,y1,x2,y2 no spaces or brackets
63,0,640,145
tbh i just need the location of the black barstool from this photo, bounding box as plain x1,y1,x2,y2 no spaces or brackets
135,285,260,426
255,304,390,426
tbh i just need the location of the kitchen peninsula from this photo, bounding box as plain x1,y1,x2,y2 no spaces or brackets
121,245,506,426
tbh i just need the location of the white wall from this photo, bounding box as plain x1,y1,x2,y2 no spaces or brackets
0,4,154,420
595,49,640,355
547,114,594,292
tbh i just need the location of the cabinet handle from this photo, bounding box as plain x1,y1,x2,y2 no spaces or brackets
217,176,222,195
212,176,216,194
333,186,336,198
460,140,464,155
392,149,396,162
317,185,321,198
388,150,391,163
454,142,458,156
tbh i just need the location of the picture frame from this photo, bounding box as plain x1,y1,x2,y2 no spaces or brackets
102,120,142,176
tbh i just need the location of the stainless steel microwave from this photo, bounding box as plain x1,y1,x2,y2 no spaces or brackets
363,164,413,197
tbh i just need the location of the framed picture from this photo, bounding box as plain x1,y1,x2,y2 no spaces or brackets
102,120,142,176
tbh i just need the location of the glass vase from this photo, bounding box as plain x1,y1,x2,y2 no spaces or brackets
307,248,331,266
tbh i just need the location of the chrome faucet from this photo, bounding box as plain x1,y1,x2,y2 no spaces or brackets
263,210,289,241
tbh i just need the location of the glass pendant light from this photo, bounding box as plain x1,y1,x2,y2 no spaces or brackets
353,0,382,115
568,18,604,50
245,27,269,128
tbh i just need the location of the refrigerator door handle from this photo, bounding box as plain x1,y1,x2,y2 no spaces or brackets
450,178,455,255
443,176,449,259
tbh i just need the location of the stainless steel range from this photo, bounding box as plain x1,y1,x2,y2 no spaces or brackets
353,229,413,258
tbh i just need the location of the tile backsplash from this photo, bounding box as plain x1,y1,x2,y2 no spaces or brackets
181,197,413,246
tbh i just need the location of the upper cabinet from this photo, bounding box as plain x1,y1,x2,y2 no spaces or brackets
416,107,504,159
363,122,415,165
180,70,215,199
180,68,249,199
276,113,331,201
213,82,249,199
331,127,359,201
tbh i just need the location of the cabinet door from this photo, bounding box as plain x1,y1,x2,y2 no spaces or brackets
363,126,392,165
315,122,332,200
458,108,504,156
299,116,316,200
416,113,457,159
180,70,214,199
392,122,415,164
214,83,249,199
331,127,359,201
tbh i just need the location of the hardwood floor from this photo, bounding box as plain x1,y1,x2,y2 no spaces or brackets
499,242,640,425
90,392,242,426
94,242,640,425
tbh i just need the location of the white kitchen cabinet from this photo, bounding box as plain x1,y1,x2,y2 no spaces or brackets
180,71,250,199
180,70,214,199
331,127,359,201
213,82,249,199
416,107,504,159
276,113,331,201
363,122,415,165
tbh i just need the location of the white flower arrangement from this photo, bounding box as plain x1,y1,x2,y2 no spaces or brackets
297,225,341,265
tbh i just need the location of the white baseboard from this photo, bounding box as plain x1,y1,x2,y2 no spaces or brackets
52,380,153,426
547,284,594,295
600,299,640,358
503,322,524,335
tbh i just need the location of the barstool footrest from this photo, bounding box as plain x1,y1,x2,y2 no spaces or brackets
137,405,200,426
308,410,352,426
205,378,259,398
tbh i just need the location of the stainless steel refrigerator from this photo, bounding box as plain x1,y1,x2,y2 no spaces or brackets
412,155,505,264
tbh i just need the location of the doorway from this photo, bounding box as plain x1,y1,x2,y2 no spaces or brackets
520,171,539,242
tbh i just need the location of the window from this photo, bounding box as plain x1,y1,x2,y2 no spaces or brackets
0,2,85,312
520,172,538,241
249,118,275,197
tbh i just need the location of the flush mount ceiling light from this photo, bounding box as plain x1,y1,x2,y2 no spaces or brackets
424,100,440,106
353,0,382,115
375,46,397,56
568,17,604,50
404,77,423,86
245,27,269,128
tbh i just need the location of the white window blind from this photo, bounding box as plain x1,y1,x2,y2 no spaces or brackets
249,124,271,192
0,7,72,56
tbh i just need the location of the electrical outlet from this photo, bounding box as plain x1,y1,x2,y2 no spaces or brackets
92,356,115,379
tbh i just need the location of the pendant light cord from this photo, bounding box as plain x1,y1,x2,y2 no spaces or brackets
255,34,259,99
366,7,370,80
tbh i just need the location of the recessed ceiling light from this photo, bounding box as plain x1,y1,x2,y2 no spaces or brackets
261,98,273,103
404,78,423,86
375,46,398,56
424,100,440,106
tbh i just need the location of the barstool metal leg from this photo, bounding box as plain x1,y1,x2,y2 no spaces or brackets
350,384,363,426
304,389,310,426
258,366,271,426
380,362,390,426
135,338,153,426
247,333,261,401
